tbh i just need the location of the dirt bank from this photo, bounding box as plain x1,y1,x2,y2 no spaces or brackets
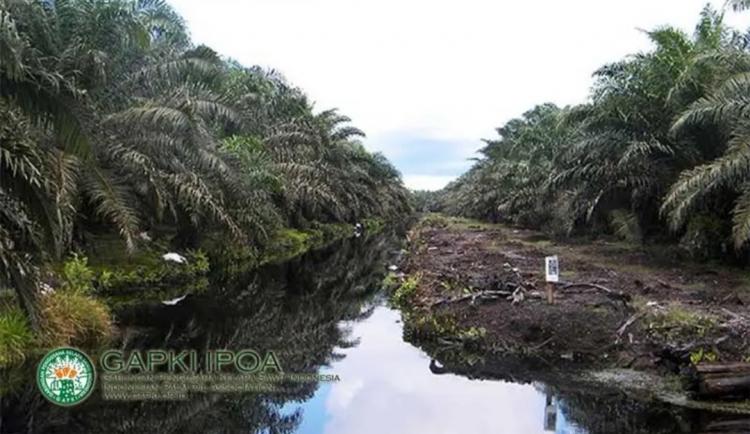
392,215,750,392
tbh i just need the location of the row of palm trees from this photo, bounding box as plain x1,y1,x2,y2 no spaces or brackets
0,0,411,324
440,4,750,260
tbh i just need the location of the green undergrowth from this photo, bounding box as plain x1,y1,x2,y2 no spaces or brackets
71,234,211,307
62,221,381,310
0,254,113,371
390,273,421,308
0,305,34,368
259,222,351,265
362,218,385,233
418,213,503,232
382,272,400,291
97,251,210,307
646,305,718,341
389,273,487,351
41,255,112,348
209,220,383,274
0,219,387,371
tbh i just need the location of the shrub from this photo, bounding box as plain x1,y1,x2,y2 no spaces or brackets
391,274,421,308
610,209,643,243
62,254,95,294
0,307,34,368
679,214,729,260
39,291,112,348
646,304,718,342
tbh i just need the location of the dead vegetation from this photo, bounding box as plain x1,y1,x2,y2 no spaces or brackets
393,214,750,399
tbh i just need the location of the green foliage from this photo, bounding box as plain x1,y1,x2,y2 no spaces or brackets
679,214,729,259
407,312,459,339
402,308,486,348
391,274,421,308
382,272,399,291
646,305,718,342
690,348,718,365
438,6,750,260
411,190,443,213
0,306,33,368
362,218,385,233
261,229,314,264
0,0,411,326
61,254,95,294
458,326,487,343
204,221,357,276
610,209,643,243
96,250,210,306
418,213,452,229
39,290,111,348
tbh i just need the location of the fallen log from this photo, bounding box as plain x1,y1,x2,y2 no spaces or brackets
697,374,750,400
560,282,631,304
694,362,750,375
430,290,511,307
688,363,750,400
701,417,750,433
430,289,544,307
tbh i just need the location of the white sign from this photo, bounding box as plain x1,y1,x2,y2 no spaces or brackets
545,256,559,283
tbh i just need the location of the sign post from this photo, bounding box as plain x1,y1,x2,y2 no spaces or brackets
544,256,559,304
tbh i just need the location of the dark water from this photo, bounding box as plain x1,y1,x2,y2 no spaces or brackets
0,234,744,433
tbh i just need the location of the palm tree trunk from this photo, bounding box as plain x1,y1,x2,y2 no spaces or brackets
9,268,41,331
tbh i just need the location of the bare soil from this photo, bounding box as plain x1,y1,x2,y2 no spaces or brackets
401,216,750,373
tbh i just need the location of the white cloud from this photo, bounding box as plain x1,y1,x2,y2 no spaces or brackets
318,307,548,434
168,0,745,186
403,175,455,191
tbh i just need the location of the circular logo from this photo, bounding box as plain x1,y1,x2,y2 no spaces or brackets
37,347,96,406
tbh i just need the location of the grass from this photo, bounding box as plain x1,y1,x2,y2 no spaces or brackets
407,311,459,339
39,290,112,348
0,254,114,369
390,274,421,308
0,306,34,368
643,303,719,342
42,254,113,348
382,272,400,291
419,213,504,232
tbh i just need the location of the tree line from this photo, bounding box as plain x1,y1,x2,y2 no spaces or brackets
440,4,750,261
0,0,411,325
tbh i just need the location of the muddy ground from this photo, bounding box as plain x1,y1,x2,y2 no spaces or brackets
397,215,750,377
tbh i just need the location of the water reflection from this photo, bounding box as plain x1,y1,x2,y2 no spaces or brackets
289,305,581,434
0,233,746,434
1,234,396,434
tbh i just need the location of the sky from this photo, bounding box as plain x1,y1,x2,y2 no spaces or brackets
168,0,746,190
285,306,565,434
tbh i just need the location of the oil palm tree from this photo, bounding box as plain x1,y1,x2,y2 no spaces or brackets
663,73,750,248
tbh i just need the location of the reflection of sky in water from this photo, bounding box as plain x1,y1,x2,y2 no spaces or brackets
286,306,586,434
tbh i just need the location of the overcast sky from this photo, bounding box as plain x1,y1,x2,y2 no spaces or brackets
169,0,745,190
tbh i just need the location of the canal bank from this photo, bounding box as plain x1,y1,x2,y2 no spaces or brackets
389,214,750,416
2,229,747,433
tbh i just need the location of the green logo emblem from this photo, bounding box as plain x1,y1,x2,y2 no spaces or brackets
37,347,96,406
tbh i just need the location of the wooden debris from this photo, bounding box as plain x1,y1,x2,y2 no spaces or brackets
616,311,646,336
688,362,750,400
561,282,631,304
430,290,512,307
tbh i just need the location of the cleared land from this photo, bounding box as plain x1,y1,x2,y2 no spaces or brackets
397,215,750,378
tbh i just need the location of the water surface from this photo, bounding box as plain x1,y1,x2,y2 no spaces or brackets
289,304,584,434
0,234,740,433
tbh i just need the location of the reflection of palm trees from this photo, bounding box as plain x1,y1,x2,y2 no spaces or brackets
543,394,556,432
418,349,734,433
1,233,395,433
